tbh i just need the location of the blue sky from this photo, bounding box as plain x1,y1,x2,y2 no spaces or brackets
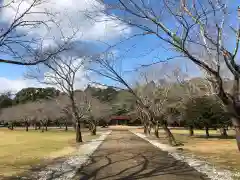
0,0,239,92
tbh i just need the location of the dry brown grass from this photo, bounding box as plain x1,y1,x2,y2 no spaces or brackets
0,128,99,177
132,128,240,172
172,133,239,171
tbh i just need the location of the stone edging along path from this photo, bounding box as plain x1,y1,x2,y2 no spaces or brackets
36,130,112,180
131,131,240,180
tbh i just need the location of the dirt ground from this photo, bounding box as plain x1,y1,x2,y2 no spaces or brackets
75,130,209,180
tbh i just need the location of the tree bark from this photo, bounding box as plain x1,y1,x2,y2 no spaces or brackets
34,123,37,130
215,76,240,150
162,123,177,146
220,128,228,137
76,121,83,142
205,126,210,138
143,120,148,134
65,121,68,131
144,125,147,134
143,126,147,134
235,126,240,151
91,124,97,136
45,123,48,131
154,122,159,138
25,122,29,132
70,94,83,142
147,123,151,135
231,117,240,151
89,120,97,136
189,125,194,136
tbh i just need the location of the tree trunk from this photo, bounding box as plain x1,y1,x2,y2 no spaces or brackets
162,123,177,146
45,124,48,131
230,117,240,151
189,125,194,136
154,122,159,138
205,126,209,138
147,124,151,135
91,124,97,136
40,121,44,132
89,120,97,136
25,122,29,132
220,128,228,137
143,120,148,134
76,121,83,142
235,126,240,151
144,125,147,134
11,122,14,130
70,94,83,142
65,121,68,131
34,123,37,130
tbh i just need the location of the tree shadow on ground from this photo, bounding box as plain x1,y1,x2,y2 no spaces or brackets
0,156,73,180
1,131,211,180
75,136,210,180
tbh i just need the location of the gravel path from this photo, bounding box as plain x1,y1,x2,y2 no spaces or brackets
75,130,209,180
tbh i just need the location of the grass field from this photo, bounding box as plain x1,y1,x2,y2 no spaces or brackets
167,129,240,172
133,128,240,172
172,133,239,171
0,128,98,177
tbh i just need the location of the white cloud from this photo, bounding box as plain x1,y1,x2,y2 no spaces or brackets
0,0,130,92
0,67,106,93
1,0,131,46
0,77,45,93
0,70,89,93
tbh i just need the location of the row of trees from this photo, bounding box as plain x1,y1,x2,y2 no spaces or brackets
183,95,231,137
102,0,240,150
0,90,112,138
1,0,240,151
130,68,232,141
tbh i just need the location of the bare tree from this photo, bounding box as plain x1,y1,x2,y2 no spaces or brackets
86,94,112,135
60,105,72,131
87,52,178,145
90,0,240,150
135,65,180,144
0,0,75,66
29,55,88,142
133,104,151,134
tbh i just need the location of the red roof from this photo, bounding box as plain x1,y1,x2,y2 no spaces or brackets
110,116,130,120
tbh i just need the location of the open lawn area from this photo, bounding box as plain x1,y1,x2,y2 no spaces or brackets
170,131,239,172
133,128,240,172
167,129,240,172
0,128,99,177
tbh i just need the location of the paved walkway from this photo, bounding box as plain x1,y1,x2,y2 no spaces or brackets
74,130,209,180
